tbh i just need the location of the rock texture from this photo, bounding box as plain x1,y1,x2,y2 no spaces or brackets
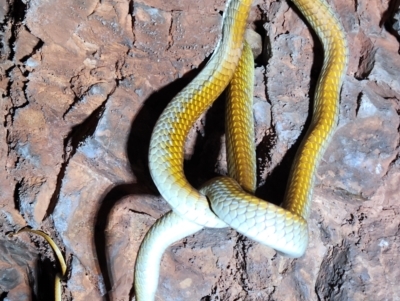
0,0,399,300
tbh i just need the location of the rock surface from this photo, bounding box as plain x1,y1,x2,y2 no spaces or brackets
0,0,399,300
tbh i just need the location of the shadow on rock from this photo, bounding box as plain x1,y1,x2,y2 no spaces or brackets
94,60,229,300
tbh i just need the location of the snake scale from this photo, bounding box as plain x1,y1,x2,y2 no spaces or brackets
134,0,348,299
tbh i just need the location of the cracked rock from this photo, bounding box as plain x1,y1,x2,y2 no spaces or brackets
0,0,399,300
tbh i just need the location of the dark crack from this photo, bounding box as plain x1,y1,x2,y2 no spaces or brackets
45,91,113,218
315,243,352,301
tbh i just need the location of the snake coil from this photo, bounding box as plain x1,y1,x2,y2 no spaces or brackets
134,0,348,299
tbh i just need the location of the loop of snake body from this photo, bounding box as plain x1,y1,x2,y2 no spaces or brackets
134,0,348,299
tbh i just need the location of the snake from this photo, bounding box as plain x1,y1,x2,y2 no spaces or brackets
134,0,348,299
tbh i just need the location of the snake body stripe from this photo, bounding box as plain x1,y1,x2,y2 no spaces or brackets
225,40,257,194
282,0,348,219
148,0,253,228
136,0,348,298
201,0,348,257
134,38,257,301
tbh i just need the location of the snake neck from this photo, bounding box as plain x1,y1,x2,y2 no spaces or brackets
283,0,348,219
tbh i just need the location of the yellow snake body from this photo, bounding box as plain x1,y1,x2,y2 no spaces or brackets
281,0,348,220
225,41,257,194
135,0,348,298
148,0,253,228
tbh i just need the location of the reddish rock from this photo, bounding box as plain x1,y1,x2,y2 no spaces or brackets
0,0,399,300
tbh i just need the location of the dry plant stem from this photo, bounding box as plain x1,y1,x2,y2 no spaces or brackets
9,227,67,301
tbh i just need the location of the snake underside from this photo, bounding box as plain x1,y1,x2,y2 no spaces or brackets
134,0,348,299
